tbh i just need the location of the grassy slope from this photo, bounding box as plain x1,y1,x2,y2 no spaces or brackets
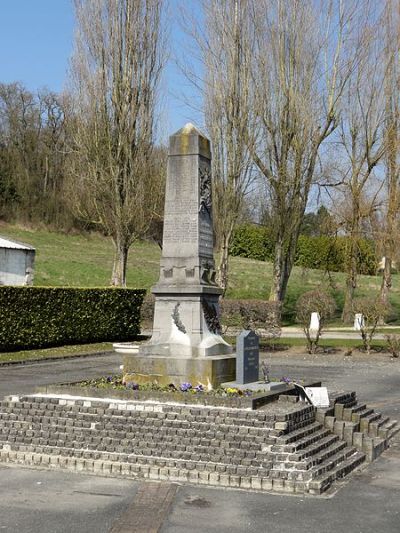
2,223,399,324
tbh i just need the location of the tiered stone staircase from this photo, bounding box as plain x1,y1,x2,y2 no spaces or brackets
0,392,397,495
315,391,399,462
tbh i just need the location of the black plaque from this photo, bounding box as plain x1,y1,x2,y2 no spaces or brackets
236,330,259,384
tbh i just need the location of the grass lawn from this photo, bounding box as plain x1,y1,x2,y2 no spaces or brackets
1,222,399,324
0,342,114,364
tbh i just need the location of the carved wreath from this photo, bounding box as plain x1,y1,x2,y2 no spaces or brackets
199,164,212,214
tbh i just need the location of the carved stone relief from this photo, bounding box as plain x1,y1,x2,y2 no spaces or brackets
172,303,186,333
202,299,221,334
199,164,212,214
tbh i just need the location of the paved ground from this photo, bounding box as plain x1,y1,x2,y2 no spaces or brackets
0,351,399,532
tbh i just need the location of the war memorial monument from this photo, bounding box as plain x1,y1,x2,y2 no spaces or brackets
0,126,398,498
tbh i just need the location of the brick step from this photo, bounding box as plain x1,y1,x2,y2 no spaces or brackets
0,425,273,467
0,441,273,478
278,421,323,445
0,410,277,437
0,425,267,455
273,428,331,454
334,402,366,420
307,450,365,494
351,408,374,423
358,412,382,431
0,435,266,467
290,434,341,461
4,397,294,424
300,445,360,482
0,445,308,492
0,416,277,451
365,416,390,436
385,421,400,439
273,439,348,474
340,403,367,421
1,441,365,495
0,404,277,430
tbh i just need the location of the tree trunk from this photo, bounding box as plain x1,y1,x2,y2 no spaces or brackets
269,239,283,302
342,240,358,323
342,203,360,323
342,275,356,324
216,228,233,296
381,257,391,305
111,238,129,287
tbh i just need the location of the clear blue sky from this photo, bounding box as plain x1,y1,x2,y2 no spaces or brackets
0,0,199,136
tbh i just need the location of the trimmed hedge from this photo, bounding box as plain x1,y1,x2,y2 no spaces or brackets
230,224,377,275
0,287,146,351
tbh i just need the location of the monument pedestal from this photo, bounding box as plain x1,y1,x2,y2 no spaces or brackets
123,353,236,388
120,123,235,387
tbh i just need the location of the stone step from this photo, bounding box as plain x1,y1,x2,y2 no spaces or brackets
278,421,323,445
307,450,365,494
301,445,360,482
273,439,347,474
0,423,269,458
341,403,367,421
361,436,387,461
0,411,277,443
291,434,341,461
359,412,382,432
5,396,295,423
383,420,399,439
351,408,374,424
286,428,332,453
0,404,276,429
0,393,389,496
0,444,319,493
368,416,390,437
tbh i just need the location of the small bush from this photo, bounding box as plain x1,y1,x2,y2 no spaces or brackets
220,299,281,340
385,334,400,358
295,290,336,353
352,297,390,354
0,287,145,351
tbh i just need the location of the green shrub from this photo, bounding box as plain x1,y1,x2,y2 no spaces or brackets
230,224,377,275
0,287,146,351
229,224,274,261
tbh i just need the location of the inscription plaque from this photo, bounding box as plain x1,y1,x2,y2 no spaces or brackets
236,330,259,384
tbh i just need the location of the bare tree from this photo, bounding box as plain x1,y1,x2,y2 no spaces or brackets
333,9,386,322
67,0,166,286
380,0,400,307
0,83,69,226
246,0,364,303
180,0,255,294
203,0,255,293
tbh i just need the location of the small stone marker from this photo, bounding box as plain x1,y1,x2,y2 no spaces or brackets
354,313,364,331
236,330,259,384
309,312,320,339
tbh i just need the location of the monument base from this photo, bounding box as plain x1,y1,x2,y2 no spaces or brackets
122,353,236,388
221,381,288,392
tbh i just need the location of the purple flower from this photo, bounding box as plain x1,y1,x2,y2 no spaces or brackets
280,376,291,384
180,382,192,392
106,376,113,383
127,382,139,390
194,384,204,393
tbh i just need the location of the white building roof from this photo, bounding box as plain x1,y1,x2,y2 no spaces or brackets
0,236,35,251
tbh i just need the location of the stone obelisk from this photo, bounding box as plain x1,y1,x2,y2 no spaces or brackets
124,124,235,386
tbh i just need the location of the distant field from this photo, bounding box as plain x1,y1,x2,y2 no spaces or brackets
1,223,399,324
